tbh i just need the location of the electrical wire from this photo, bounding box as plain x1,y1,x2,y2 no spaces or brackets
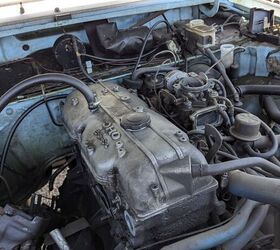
48,156,76,191
0,94,67,204
80,46,159,63
44,152,75,170
222,14,239,26
72,36,96,84
0,95,67,178
162,13,174,32
31,59,63,73
132,20,172,75
149,50,178,66
40,84,64,127
5,57,63,74
154,59,172,79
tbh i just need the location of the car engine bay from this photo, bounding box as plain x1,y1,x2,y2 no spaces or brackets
1,1,280,249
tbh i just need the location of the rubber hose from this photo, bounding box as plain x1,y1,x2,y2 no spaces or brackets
253,135,280,149
192,157,280,177
204,48,240,104
161,200,258,250
243,130,278,159
223,204,269,250
131,66,176,80
0,73,98,113
263,96,280,123
199,0,220,17
228,170,280,207
237,85,280,96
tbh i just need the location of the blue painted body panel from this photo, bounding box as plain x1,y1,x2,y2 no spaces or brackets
0,6,193,63
0,90,72,201
237,43,280,77
0,0,213,37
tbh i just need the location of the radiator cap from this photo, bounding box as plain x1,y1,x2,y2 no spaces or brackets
121,112,151,131
229,113,261,141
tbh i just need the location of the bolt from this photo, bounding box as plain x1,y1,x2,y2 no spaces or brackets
176,131,183,137
20,2,25,15
134,106,144,112
179,136,187,142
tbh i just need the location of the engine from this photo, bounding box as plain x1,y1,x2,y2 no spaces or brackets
62,81,218,246
1,2,280,250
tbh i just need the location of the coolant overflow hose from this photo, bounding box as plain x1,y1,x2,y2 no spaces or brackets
0,73,98,113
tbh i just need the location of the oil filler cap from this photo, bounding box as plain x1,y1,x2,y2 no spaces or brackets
121,112,151,131
229,113,261,141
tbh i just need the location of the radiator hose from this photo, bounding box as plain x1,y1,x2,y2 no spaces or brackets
161,200,259,250
222,203,269,250
228,170,280,207
237,84,280,96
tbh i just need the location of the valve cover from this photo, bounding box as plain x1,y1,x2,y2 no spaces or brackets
62,82,217,246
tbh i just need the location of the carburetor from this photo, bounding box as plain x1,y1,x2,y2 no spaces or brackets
161,70,228,130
